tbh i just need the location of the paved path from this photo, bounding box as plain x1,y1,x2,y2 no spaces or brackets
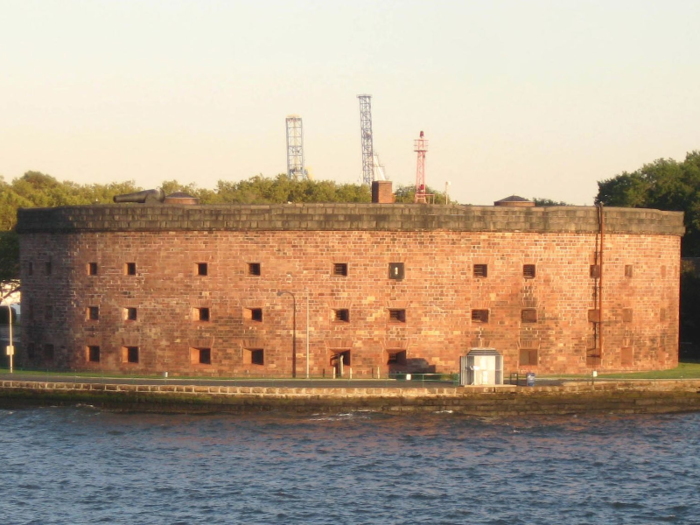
0,372,460,389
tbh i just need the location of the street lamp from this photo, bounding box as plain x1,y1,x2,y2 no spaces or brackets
277,291,297,378
2,303,15,374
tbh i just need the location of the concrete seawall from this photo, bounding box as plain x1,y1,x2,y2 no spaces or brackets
2,380,700,416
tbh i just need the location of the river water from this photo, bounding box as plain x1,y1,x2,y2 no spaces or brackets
1,407,699,524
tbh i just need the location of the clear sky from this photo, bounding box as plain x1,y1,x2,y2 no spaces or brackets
1,0,699,205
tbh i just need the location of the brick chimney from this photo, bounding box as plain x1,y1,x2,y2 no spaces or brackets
372,181,394,204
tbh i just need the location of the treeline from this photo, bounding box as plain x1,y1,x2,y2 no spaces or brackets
0,171,456,232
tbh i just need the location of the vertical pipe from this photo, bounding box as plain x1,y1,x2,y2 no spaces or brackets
306,289,310,380
598,204,605,364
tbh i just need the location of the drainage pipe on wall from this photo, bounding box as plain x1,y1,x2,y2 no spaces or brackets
598,204,605,364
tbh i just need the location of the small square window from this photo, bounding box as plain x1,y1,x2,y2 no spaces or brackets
625,264,633,278
87,345,100,363
523,264,536,279
474,264,488,278
248,263,261,276
389,309,406,323
588,309,601,323
590,264,600,278
125,307,137,321
123,346,139,363
44,344,54,361
45,261,52,275
333,350,351,367
244,348,264,365
125,262,136,275
519,349,538,366
196,263,208,276
249,308,263,322
333,263,348,276
387,350,407,365
87,306,99,321
471,309,489,323
194,307,210,322
88,262,98,276
191,347,212,365
334,309,350,322
521,309,538,323
389,262,404,280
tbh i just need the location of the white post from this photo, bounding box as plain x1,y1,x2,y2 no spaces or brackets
4,304,14,374
445,181,451,205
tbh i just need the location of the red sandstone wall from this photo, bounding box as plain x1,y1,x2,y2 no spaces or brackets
19,230,680,377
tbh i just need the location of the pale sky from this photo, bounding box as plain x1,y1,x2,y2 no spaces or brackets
1,0,699,205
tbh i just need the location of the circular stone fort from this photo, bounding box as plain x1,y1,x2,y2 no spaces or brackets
16,185,684,378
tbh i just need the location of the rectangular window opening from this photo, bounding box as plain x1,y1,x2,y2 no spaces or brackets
588,309,601,323
388,262,405,280
333,263,348,276
625,264,633,278
45,261,52,275
388,309,406,323
590,264,600,278
519,348,538,366
88,262,98,276
621,347,634,366
521,309,538,323
190,347,211,365
622,308,633,323
87,345,101,363
27,261,33,276
471,309,489,323
44,344,54,361
125,262,136,275
474,264,488,278
248,263,261,276
249,308,263,322
244,348,264,365
125,307,137,321
523,264,536,279
387,350,407,365
333,350,351,367
334,309,350,322
194,307,210,322
196,263,208,276
87,306,99,321
123,346,139,364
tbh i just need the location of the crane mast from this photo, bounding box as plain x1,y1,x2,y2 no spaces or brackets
414,131,429,203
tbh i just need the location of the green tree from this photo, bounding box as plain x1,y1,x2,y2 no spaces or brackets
596,151,700,257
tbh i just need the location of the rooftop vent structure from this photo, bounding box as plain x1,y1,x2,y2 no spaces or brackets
494,195,535,207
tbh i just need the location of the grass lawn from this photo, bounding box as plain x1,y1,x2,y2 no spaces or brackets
545,360,700,380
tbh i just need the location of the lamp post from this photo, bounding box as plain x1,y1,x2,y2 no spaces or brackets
277,291,297,379
2,304,14,374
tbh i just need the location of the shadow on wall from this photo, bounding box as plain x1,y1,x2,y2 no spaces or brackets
389,358,435,375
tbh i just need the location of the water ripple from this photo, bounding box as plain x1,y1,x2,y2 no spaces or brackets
1,409,700,524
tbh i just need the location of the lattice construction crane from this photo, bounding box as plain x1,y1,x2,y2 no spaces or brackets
286,115,307,180
357,95,375,185
414,131,429,203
